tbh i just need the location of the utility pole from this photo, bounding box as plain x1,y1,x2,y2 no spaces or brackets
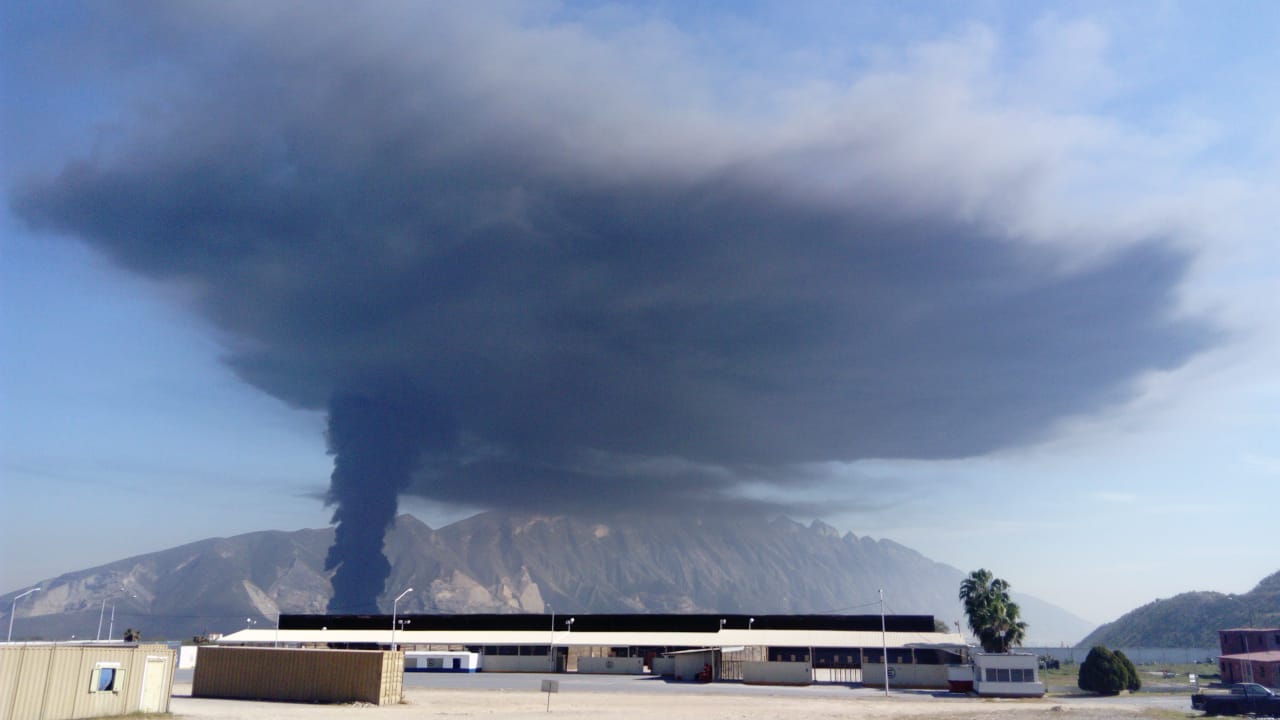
880,588,889,697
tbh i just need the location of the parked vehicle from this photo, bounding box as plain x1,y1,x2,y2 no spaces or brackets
1192,682,1280,717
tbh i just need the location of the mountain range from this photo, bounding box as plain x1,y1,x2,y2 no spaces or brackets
2,511,1093,643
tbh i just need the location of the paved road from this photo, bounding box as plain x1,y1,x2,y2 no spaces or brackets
403,671,1195,710
177,668,1196,713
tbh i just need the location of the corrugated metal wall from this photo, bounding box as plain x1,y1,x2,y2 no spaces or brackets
0,644,175,720
192,647,402,705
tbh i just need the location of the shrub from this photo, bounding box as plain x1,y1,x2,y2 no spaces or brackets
1078,645,1129,695
1114,650,1141,692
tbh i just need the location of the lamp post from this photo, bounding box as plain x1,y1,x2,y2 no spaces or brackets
879,588,889,697
7,587,41,642
96,587,132,641
565,617,574,633
749,617,755,631
108,595,136,641
548,604,555,672
719,618,727,632
391,587,413,651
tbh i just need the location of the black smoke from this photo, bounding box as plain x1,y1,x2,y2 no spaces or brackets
323,380,454,612
9,5,1215,595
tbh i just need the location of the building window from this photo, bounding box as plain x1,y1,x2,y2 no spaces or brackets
90,663,124,693
984,667,1035,683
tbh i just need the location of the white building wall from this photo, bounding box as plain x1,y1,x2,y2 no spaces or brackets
481,655,553,673
673,651,715,681
862,661,948,689
577,657,644,674
742,661,811,685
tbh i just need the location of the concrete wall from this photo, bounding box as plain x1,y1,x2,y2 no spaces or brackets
0,643,175,720
1026,646,1217,665
577,657,645,674
192,647,402,705
482,655,554,673
742,661,811,686
862,662,948,689
673,651,715,681
652,657,674,676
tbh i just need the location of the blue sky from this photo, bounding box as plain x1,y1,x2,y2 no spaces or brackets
2,1,1277,626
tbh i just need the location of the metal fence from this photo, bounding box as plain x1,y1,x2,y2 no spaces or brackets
1024,647,1218,665
813,667,862,683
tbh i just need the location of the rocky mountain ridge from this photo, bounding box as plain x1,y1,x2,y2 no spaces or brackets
2,511,1094,643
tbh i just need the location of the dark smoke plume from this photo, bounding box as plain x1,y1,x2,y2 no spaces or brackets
8,4,1215,579
323,380,453,612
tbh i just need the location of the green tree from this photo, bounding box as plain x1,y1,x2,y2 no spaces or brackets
959,568,1028,653
1079,645,1128,695
1114,650,1141,692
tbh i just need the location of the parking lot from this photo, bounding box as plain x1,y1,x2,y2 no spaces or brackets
171,669,1197,719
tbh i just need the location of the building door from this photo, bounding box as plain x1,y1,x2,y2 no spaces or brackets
138,656,168,712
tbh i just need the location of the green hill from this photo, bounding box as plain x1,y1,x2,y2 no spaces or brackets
1079,571,1280,648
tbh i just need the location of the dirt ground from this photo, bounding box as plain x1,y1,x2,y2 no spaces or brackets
169,684,1194,720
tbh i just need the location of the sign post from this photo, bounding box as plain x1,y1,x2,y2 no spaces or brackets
541,679,559,712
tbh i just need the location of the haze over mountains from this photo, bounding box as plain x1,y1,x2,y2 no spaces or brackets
1,512,1091,644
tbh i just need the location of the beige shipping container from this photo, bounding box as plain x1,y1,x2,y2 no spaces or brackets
193,646,403,705
0,643,175,720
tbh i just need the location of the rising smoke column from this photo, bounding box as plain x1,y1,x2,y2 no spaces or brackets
323,380,453,612
9,5,1214,529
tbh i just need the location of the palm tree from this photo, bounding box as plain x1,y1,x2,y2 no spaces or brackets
959,568,1028,653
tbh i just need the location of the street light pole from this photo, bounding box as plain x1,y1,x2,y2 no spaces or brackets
8,587,41,642
880,587,890,697
549,605,555,672
97,599,106,641
391,587,413,652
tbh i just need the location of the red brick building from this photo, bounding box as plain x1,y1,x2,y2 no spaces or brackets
1218,628,1280,688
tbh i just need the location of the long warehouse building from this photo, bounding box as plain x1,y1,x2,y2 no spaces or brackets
215,613,966,686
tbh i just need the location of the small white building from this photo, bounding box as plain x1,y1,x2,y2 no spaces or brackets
404,651,480,673
971,653,1045,697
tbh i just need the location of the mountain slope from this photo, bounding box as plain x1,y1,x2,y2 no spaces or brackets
1078,571,1280,648
2,511,1092,643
